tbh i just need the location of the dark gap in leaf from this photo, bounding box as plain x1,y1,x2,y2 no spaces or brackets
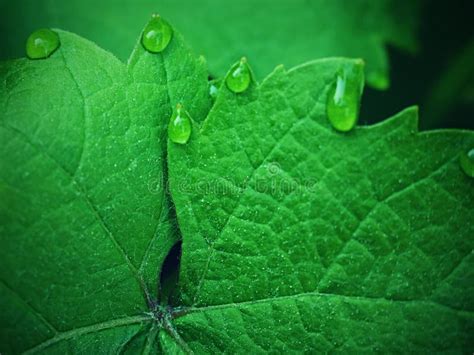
158,240,182,305
208,74,215,81
155,107,186,307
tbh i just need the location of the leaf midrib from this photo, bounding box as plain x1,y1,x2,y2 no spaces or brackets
23,314,152,354
168,290,473,353
189,104,463,307
0,122,150,304
21,289,472,354
190,110,326,305
179,290,474,318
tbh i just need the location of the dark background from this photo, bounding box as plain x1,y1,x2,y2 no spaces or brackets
361,0,474,130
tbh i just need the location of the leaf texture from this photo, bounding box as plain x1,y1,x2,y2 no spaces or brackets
0,27,211,353
0,19,473,354
168,59,474,352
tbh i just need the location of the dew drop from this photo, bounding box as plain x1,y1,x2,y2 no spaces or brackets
141,14,173,53
209,83,219,99
326,67,363,132
26,29,60,59
168,104,192,144
226,57,251,93
460,148,474,178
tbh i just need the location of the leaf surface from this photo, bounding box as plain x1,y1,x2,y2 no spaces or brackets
0,27,211,353
168,59,474,352
0,19,473,354
0,0,420,89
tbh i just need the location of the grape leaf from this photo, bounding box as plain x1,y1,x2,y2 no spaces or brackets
0,28,211,353
0,0,420,89
167,61,474,351
1,20,473,354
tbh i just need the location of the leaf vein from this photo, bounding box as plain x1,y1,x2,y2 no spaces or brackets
0,280,58,334
23,314,152,354
181,291,473,317
317,154,458,289
1,122,151,305
191,116,310,305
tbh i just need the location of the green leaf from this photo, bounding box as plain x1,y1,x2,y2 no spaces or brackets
0,27,211,353
158,0,420,90
1,20,473,354
168,60,474,351
0,0,156,63
0,0,420,89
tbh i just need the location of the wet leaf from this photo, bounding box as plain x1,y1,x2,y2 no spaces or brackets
1,19,473,353
1,0,420,89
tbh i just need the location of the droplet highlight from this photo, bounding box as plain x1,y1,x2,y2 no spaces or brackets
226,57,251,93
168,104,192,144
26,29,60,59
142,14,173,53
326,67,363,132
460,148,474,178
209,83,219,99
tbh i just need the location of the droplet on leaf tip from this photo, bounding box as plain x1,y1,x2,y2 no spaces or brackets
26,29,60,59
209,83,219,98
168,103,192,144
226,57,251,93
460,148,474,178
326,67,363,132
141,14,173,53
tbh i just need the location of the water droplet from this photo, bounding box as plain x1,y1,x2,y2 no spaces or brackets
209,83,219,99
460,148,474,177
141,14,173,53
168,104,192,144
326,67,363,132
26,29,60,59
226,57,251,93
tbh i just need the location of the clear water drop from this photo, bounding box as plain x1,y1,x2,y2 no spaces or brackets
326,66,363,132
141,14,173,53
209,83,219,99
26,29,60,59
460,148,474,177
168,104,192,144
226,57,251,93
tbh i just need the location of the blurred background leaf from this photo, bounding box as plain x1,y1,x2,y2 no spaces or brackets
422,39,474,128
0,0,472,129
361,0,473,130
149,0,420,91
0,0,419,90
0,0,156,61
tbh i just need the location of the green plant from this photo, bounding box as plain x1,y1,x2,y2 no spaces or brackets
0,5,473,355
0,0,420,90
